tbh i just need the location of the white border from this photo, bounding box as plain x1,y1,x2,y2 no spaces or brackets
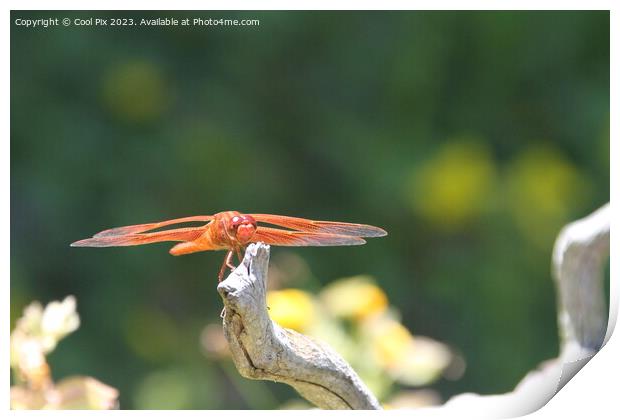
4,2,616,419
2,1,617,11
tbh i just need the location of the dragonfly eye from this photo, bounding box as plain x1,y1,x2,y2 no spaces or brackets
232,215,255,227
230,215,256,238
229,215,257,243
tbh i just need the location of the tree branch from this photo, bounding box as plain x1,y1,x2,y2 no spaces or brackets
217,242,382,410
552,203,610,359
419,203,611,418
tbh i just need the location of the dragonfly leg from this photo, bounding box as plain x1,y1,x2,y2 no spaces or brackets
226,250,236,270
219,249,238,316
218,250,235,282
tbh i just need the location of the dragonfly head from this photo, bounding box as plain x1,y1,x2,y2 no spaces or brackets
230,214,257,244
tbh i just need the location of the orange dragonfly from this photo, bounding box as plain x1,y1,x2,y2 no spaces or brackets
71,211,387,281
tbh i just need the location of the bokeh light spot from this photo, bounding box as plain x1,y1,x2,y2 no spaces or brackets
133,369,192,409
320,276,388,320
407,139,496,231
266,289,316,333
504,145,590,248
101,60,169,123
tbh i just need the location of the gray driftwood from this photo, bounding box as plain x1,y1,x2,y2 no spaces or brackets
217,243,381,410
418,203,611,418
552,203,610,359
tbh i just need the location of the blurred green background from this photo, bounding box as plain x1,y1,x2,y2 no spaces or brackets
11,11,609,409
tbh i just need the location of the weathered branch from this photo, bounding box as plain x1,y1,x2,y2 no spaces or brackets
419,203,611,418
217,242,382,410
552,203,610,359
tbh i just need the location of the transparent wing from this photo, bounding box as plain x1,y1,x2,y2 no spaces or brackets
71,226,205,248
93,215,214,238
251,214,387,237
252,226,365,247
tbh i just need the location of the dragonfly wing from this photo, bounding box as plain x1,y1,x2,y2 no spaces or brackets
250,214,387,237
93,215,214,238
71,227,205,248
252,226,365,247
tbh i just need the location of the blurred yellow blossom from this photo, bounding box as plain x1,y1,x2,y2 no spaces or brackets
319,276,388,320
363,314,452,386
266,289,316,332
40,296,80,352
11,296,79,363
10,334,50,390
407,139,496,230
17,301,44,334
370,317,414,368
391,336,452,386
101,59,169,123
505,145,590,248
12,376,120,410
10,296,118,410
225,271,455,404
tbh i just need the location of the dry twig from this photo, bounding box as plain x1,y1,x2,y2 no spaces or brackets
217,243,381,410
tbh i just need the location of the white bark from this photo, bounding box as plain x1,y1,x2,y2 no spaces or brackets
419,203,611,418
552,203,610,360
217,243,381,410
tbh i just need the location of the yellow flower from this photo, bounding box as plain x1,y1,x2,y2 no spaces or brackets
101,60,169,123
505,146,590,248
320,276,388,320
10,296,80,392
11,296,80,356
365,314,452,386
369,317,414,368
392,336,452,386
407,139,496,230
40,296,80,352
266,289,316,332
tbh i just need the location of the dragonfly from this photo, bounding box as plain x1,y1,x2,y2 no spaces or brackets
71,211,387,281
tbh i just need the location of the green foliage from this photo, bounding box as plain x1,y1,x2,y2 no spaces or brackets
11,11,609,408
